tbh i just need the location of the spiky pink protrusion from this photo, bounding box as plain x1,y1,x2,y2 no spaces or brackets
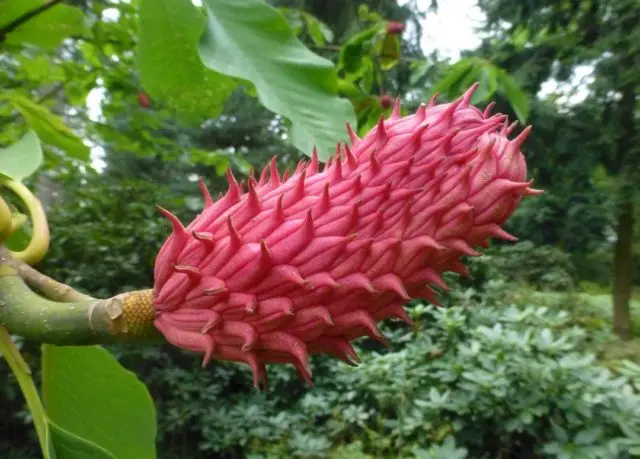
152,84,541,389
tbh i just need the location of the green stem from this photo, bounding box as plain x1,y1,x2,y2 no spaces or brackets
4,250,94,302
2,179,50,265
0,326,48,454
0,247,159,345
0,266,160,344
0,195,12,241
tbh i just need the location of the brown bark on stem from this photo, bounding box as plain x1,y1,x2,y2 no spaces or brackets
613,199,634,340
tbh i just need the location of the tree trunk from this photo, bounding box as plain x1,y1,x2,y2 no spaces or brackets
613,198,634,340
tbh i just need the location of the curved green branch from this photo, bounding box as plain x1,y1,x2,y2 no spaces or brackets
0,195,12,241
2,179,50,265
6,253,94,302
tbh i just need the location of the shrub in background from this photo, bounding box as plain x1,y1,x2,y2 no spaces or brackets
114,303,640,458
22,175,640,459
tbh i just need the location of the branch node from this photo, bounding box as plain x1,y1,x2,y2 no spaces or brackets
105,299,124,320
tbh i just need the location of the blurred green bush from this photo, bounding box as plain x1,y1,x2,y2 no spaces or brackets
18,176,638,459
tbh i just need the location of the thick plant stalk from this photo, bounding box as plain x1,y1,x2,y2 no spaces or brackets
0,250,159,345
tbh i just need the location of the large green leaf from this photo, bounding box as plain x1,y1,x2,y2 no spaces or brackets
17,54,66,84
338,25,381,77
47,418,116,459
302,12,333,47
432,58,476,96
198,0,357,160
410,60,431,86
2,92,89,161
432,59,529,123
337,79,363,99
2,220,30,251
0,0,86,50
0,130,43,181
468,63,498,105
376,33,401,71
42,345,157,459
497,69,530,123
137,0,236,119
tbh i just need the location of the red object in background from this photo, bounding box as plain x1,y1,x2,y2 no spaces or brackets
380,94,393,109
386,21,405,35
138,91,152,108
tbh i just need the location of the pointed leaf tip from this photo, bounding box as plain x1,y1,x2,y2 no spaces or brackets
157,205,186,234
427,92,439,108
461,82,480,105
308,147,319,174
525,186,544,196
512,125,532,148
376,115,388,140
346,122,360,144
227,215,242,247
391,97,402,118
247,177,261,211
225,167,242,201
483,102,495,118
198,178,214,208
269,156,281,187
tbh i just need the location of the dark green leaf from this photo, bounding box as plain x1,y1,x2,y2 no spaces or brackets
432,58,475,97
137,0,237,119
42,345,157,459
360,57,376,94
574,427,603,445
1,0,86,50
410,60,431,86
198,0,356,160
497,69,529,123
354,96,382,136
377,33,401,71
337,79,363,99
2,92,89,161
0,130,43,181
338,25,382,75
17,54,65,83
78,42,102,68
470,63,498,104
303,13,333,46
2,222,30,251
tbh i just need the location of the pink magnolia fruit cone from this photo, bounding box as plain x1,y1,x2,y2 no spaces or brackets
152,83,542,389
